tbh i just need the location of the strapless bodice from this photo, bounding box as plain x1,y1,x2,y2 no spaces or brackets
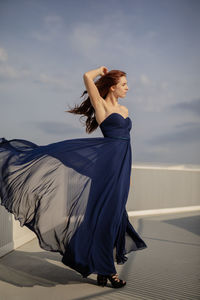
99,113,132,140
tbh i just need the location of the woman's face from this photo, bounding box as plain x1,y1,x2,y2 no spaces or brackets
112,76,129,98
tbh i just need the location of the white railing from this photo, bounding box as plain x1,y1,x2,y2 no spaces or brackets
1,163,200,258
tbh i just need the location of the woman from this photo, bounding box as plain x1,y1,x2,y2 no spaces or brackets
0,66,147,288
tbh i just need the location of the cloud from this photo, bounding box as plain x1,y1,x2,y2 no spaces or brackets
38,73,67,88
131,74,170,112
140,74,152,86
34,72,77,92
32,15,63,42
146,31,158,39
34,121,82,135
69,24,101,58
30,10,158,65
68,11,139,61
0,46,30,81
146,121,200,145
169,98,200,116
0,47,8,62
0,65,30,80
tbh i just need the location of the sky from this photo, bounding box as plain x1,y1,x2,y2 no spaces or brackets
0,0,200,165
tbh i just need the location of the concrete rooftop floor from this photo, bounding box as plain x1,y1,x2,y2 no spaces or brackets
0,211,200,300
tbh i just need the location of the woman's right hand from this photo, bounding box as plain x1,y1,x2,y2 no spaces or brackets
99,66,108,76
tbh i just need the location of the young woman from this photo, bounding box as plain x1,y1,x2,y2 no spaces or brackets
0,66,147,288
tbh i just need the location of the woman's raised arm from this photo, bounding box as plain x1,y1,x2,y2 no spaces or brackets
83,66,108,109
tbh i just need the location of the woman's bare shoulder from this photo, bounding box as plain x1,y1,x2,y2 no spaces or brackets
120,105,129,114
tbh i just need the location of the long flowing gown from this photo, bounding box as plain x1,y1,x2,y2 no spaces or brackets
0,112,147,278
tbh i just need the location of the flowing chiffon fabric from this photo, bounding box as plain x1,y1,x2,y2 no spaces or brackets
0,112,147,277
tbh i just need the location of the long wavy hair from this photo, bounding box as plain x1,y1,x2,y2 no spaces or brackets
65,69,127,133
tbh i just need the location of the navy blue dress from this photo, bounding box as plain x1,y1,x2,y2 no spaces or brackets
0,112,147,278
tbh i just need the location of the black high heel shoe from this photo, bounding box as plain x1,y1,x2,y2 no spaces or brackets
97,273,126,288
97,274,108,287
